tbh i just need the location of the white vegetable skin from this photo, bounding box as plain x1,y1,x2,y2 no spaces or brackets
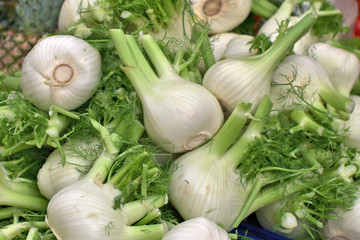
142,78,224,153
269,54,355,114
210,33,255,61
306,42,360,96
269,54,331,110
256,200,308,239
258,0,295,42
190,0,253,34
37,138,101,199
162,217,230,240
150,11,192,45
323,197,360,240
199,33,254,73
46,178,168,240
203,57,272,112
168,144,251,231
202,13,318,113
58,0,97,33
110,31,224,153
344,95,360,150
20,35,102,111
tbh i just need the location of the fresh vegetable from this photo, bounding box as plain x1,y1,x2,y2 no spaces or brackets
190,0,253,34
162,217,231,240
46,118,169,239
58,0,193,46
257,0,296,42
167,96,272,230
58,0,100,38
37,137,102,199
198,32,255,73
203,12,317,113
255,199,302,239
210,33,256,60
269,54,354,113
323,196,360,240
20,35,102,111
344,95,360,150
0,164,48,212
306,42,360,97
110,29,224,153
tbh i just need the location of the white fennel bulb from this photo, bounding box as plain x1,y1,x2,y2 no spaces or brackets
258,0,296,42
209,33,255,62
37,138,101,199
190,0,253,34
110,30,224,153
256,200,309,239
198,33,255,73
58,0,99,37
149,11,192,44
162,217,230,240
344,95,360,150
46,122,169,240
306,42,360,97
20,35,102,111
168,97,273,231
47,178,168,240
203,13,317,113
270,54,354,113
257,1,322,55
323,197,360,240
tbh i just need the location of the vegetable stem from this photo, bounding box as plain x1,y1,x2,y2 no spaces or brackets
123,223,167,240
0,184,48,211
319,86,355,113
232,174,265,227
225,95,273,168
0,221,48,240
209,102,252,157
122,195,168,225
251,0,278,19
259,13,317,72
140,34,176,79
0,207,16,220
289,109,327,135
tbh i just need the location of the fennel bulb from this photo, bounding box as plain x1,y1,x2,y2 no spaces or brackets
58,0,110,38
110,30,224,153
255,199,310,239
190,0,253,34
323,197,360,240
270,54,354,113
203,13,317,113
46,120,169,240
168,96,272,231
162,217,230,240
257,0,296,42
199,33,255,73
20,35,102,111
306,42,360,97
37,138,101,199
47,177,168,240
344,95,360,150
210,33,256,61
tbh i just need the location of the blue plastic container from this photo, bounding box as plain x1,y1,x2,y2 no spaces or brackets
235,221,292,240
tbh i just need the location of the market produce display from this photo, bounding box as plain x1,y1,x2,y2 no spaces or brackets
1,0,360,239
